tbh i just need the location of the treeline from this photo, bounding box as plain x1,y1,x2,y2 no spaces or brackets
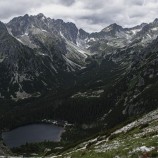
0,96,109,130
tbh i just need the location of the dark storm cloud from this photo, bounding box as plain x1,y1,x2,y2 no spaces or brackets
1,0,158,32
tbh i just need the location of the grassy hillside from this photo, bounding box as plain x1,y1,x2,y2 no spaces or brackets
50,109,158,158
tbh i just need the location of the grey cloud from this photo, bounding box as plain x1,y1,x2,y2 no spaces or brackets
1,0,158,32
76,3,124,25
125,0,144,6
129,12,146,18
82,1,104,9
55,0,76,6
0,0,48,20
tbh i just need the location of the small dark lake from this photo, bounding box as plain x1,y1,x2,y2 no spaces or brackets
2,124,64,148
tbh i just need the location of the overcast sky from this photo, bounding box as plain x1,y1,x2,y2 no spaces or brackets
1,0,158,32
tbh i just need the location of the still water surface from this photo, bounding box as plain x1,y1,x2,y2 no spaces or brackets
2,124,64,148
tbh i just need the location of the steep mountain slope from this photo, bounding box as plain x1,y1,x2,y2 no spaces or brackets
52,108,158,158
0,21,82,100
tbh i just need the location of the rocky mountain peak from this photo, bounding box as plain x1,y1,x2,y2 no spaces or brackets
131,23,147,30
102,23,123,32
140,23,148,27
36,13,45,18
23,14,29,19
153,18,158,25
78,28,89,39
53,19,64,24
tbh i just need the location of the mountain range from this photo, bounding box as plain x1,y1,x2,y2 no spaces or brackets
1,13,158,101
1,13,158,157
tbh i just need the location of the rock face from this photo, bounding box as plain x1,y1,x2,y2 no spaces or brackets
7,13,79,45
0,21,81,100
6,13,88,63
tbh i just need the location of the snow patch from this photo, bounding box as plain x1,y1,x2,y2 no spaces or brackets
130,146,154,153
131,29,141,35
24,32,28,36
11,91,31,101
71,90,104,98
0,57,5,63
42,29,47,32
151,27,158,31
